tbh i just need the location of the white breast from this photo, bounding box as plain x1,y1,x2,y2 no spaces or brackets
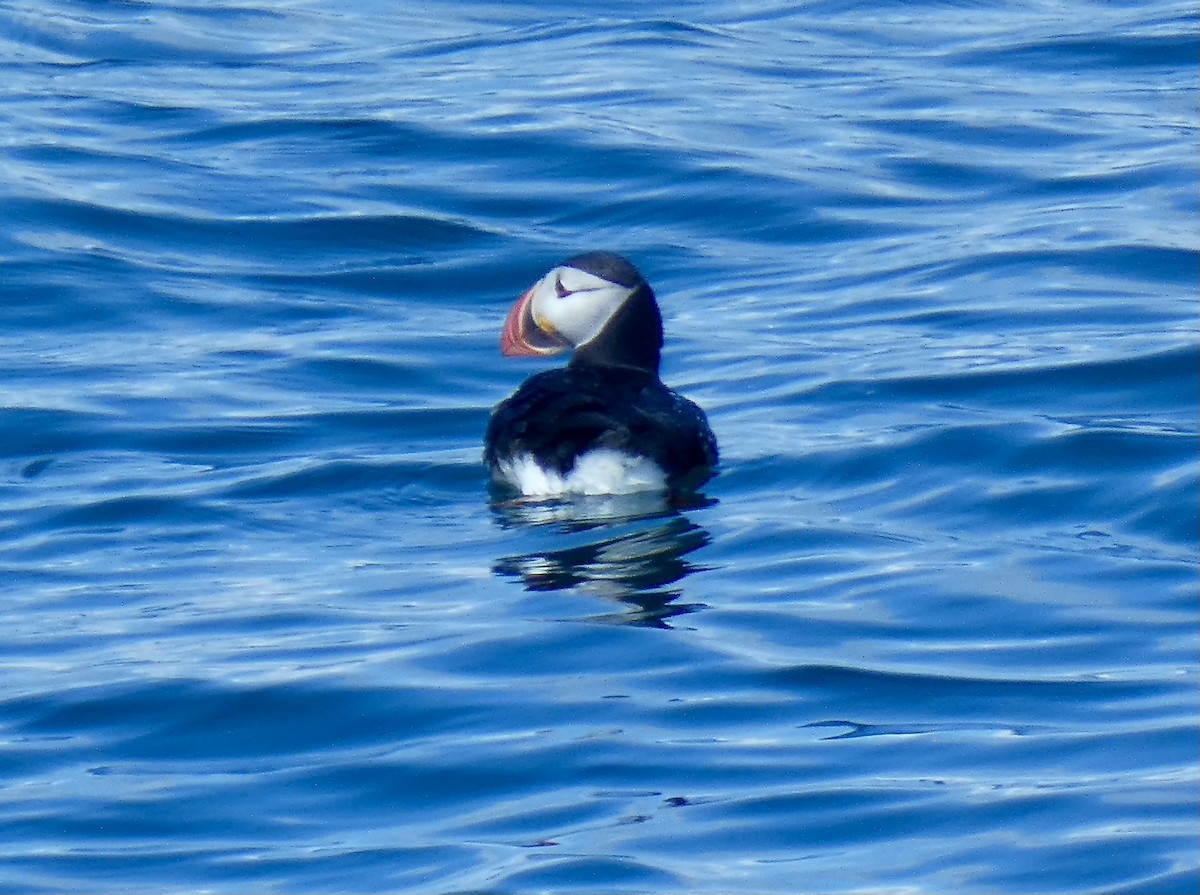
497,448,667,497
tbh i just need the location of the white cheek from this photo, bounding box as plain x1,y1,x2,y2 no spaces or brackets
533,281,629,346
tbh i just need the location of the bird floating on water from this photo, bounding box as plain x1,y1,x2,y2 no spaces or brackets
484,251,718,497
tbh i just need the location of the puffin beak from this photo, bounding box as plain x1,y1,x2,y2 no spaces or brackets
500,284,570,357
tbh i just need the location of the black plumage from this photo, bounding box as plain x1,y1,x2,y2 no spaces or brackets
485,364,718,491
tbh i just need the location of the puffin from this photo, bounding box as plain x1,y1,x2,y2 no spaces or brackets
484,251,718,497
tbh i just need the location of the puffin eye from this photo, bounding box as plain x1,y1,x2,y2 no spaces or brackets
554,275,572,299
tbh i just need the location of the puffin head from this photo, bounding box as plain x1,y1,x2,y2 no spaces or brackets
500,251,663,374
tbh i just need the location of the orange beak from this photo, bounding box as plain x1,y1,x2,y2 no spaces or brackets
500,285,570,357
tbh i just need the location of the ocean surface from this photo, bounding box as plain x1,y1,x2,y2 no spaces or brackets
1,1,1197,892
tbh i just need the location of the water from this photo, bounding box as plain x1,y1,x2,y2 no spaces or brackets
1,1,1197,892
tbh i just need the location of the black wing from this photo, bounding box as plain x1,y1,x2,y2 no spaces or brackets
485,366,717,486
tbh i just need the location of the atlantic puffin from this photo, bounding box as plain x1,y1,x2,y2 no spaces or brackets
484,251,718,496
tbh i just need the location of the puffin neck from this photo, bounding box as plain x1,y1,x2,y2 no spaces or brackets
569,283,663,375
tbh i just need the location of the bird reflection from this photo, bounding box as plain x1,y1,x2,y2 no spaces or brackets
490,492,715,628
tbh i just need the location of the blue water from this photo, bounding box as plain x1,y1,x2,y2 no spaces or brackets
1,1,1197,892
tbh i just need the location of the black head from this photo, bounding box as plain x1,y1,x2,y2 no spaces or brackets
500,251,664,376
559,251,646,290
